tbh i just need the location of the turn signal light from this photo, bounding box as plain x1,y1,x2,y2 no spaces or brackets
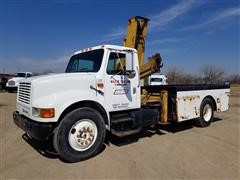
40,108,55,118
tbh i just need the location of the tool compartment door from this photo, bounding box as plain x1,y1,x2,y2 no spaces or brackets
177,91,201,122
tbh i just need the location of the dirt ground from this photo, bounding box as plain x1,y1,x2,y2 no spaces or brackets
0,86,239,179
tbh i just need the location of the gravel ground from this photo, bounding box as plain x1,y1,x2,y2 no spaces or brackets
0,86,239,179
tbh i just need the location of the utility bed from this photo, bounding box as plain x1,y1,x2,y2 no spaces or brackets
142,84,230,92
141,84,230,123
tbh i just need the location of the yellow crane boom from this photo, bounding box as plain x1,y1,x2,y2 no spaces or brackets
123,16,166,116
123,16,162,79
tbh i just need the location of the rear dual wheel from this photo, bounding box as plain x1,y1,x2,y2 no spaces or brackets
53,107,106,162
196,98,214,127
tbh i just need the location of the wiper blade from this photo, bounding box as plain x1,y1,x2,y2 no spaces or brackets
79,68,88,71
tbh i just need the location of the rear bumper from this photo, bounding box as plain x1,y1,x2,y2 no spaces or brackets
13,111,53,141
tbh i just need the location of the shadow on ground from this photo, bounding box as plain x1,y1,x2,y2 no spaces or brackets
22,133,106,163
108,117,222,146
22,134,58,159
22,117,222,162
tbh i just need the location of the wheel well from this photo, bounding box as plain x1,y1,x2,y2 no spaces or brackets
58,101,109,126
203,96,217,111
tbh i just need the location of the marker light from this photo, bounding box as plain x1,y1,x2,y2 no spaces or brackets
97,82,104,89
32,108,55,118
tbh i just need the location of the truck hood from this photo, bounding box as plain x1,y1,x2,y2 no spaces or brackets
23,73,96,84
8,77,25,82
26,72,97,87
27,73,84,82
23,73,97,107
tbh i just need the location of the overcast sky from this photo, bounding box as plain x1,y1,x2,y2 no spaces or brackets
0,0,239,74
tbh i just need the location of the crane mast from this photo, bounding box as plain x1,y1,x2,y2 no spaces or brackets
123,16,162,79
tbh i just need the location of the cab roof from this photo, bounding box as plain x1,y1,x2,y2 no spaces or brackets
73,44,137,55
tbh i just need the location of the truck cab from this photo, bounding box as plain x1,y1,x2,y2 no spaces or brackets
13,45,142,161
6,72,32,92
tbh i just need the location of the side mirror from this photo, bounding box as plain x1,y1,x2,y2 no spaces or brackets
125,52,133,71
125,52,135,78
125,70,136,79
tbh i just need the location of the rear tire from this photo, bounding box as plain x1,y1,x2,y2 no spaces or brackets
53,107,106,162
196,98,214,127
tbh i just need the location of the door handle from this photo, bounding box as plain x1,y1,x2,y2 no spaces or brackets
90,85,104,96
133,87,136,94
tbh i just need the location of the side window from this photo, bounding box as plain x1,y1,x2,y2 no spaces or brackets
27,74,32,77
107,52,126,75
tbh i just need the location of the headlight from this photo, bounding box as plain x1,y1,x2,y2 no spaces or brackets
32,107,40,117
8,81,15,86
32,107,55,118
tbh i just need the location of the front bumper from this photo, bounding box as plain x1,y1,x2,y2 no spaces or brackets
6,86,17,92
13,111,53,141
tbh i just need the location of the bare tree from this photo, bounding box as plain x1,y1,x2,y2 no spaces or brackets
180,73,201,84
41,69,55,75
166,65,227,85
199,65,225,84
166,67,185,84
228,74,240,84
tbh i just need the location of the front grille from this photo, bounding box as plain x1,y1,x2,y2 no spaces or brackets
8,81,15,86
18,82,31,104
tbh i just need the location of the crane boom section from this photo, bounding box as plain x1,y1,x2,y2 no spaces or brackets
123,16,162,80
123,16,149,66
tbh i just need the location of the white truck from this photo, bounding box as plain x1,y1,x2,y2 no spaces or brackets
6,72,32,92
148,74,167,85
13,45,230,162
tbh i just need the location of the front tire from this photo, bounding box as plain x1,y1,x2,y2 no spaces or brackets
53,107,106,162
196,98,214,127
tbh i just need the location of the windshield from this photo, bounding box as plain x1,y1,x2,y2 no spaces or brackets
15,73,26,77
151,78,163,82
66,49,104,73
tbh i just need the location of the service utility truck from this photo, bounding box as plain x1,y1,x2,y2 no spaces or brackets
13,17,230,162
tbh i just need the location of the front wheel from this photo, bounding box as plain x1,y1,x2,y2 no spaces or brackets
53,107,106,162
196,98,214,127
